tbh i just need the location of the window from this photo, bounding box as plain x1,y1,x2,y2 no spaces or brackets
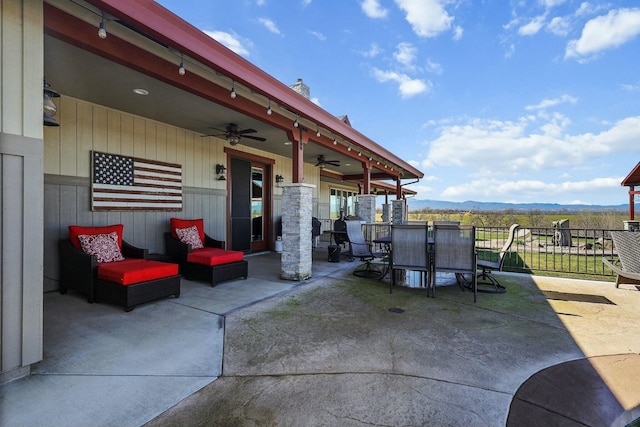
330,188,357,219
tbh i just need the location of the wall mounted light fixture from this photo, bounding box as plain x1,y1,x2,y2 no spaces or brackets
275,174,284,185
216,164,227,180
43,80,60,127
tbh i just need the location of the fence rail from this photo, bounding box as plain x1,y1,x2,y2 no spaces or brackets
318,219,623,279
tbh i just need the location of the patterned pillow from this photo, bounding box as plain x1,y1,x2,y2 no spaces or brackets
77,232,125,263
176,225,204,249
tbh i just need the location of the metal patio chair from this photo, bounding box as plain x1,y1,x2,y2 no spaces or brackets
390,223,430,294
433,224,477,302
345,220,383,278
476,223,519,293
602,231,640,288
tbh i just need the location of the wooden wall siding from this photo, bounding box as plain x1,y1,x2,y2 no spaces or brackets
1,0,45,379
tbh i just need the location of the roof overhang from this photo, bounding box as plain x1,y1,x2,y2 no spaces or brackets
43,0,423,184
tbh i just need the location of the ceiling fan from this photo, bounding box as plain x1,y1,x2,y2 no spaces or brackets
314,155,340,168
203,123,266,145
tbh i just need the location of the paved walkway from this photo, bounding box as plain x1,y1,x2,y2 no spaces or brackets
2,248,640,426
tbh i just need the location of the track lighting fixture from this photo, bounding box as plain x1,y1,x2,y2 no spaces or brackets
358,151,362,157
98,14,107,39
293,117,299,128
178,53,186,75
333,138,337,145
230,81,237,98
267,100,272,115
316,126,320,137
347,145,352,151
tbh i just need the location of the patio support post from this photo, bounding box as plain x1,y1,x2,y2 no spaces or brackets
356,194,376,223
392,199,407,224
280,183,314,280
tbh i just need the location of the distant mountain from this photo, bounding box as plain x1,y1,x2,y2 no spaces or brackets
406,199,629,212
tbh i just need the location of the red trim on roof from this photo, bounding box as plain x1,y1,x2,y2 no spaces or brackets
622,162,640,187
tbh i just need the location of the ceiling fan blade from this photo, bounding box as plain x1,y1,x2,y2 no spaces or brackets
238,128,257,134
208,126,227,133
327,161,340,166
242,135,266,142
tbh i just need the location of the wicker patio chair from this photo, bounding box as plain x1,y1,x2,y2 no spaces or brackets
433,224,477,302
602,231,640,288
476,223,519,293
390,224,430,294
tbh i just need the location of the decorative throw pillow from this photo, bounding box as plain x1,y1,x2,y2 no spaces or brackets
78,232,125,263
176,225,204,249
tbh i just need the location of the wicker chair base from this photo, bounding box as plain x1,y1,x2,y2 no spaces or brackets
94,275,181,312
181,260,248,286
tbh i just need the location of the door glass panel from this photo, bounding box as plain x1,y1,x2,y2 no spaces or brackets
251,167,264,242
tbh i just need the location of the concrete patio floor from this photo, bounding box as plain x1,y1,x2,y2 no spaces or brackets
2,244,640,426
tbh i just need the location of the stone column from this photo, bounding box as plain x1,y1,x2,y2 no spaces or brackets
382,204,391,222
356,194,376,223
281,183,314,280
392,199,407,224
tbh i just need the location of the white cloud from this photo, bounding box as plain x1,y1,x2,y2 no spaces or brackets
308,30,327,41
258,18,281,35
540,0,566,8
394,0,454,38
452,25,463,40
518,14,546,36
565,8,640,60
525,94,578,111
204,31,251,56
372,68,431,98
426,58,443,75
361,0,388,18
546,16,571,36
440,176,621,203
393,42,418,68
362,42,383,57
421,115,640,175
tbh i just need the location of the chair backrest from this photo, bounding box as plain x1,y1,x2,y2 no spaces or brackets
496,223,520,270
333,218,348,245
391,224,429,271
433,224,476,274
610,231,640,273
345,220,371,258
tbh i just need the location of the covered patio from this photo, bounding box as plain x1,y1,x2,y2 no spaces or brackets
2,245,640,426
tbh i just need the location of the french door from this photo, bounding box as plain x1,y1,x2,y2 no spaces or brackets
229,156,271,252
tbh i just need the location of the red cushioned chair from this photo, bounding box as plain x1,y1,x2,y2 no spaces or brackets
59,224,181,311
165,218,248,286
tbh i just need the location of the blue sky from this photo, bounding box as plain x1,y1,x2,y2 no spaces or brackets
157,0,640,206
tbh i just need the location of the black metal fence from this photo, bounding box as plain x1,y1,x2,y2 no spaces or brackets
318,219,622,279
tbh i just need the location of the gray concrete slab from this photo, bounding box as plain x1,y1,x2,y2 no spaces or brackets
146,270,640,427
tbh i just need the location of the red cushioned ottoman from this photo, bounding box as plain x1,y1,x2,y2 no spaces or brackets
186,247,244,266
98,259,179,285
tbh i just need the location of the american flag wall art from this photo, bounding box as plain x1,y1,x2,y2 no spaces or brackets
91,151,183,211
